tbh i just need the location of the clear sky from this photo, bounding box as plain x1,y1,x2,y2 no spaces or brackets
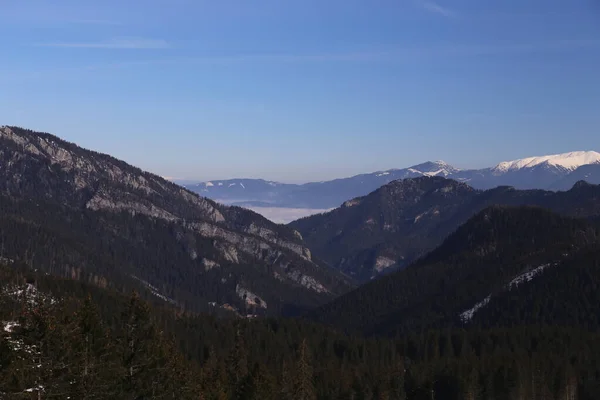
1,0,599,183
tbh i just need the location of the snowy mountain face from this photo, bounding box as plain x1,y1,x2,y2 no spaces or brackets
407,161,460,177
492,151,600,174
454,151,600,190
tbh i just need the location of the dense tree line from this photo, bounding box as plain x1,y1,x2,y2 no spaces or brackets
0,283,199,397
309,207,600,335
2,265,600,399
0,191,342,318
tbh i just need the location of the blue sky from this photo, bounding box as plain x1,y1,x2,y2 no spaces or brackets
1,0,600,183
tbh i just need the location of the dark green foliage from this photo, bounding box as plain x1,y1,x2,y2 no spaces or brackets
292,339,316,400
309,206,600,335
290,177,600,281
0,126,352,318
0,190,347,317
2,262,600,399
0,269,201,399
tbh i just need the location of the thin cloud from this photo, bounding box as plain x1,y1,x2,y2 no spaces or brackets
37,38,169,49
65,19,123,26
7,38,599,84
418,0,456,17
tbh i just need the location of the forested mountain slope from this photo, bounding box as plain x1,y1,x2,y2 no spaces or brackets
0,126,351,315
290,177,600,281
309,206,600,336
3,264,600,399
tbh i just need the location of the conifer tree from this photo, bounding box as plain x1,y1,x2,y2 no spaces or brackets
246,362,275,400
70,295,118,399
119,292,161,399
280,360,293,400
293,339,316,400
203,347,229,400
227,326,249,399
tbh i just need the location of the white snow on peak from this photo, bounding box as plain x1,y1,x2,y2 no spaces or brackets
433,160,451,167
405,161,460,177
228,183,236,187
376,172,391,177
493,151,600,173
240,183,246,189
205,181,214,187
218,182,223,186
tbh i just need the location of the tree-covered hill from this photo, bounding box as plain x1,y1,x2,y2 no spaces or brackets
309,206,600,336
290,177,600,281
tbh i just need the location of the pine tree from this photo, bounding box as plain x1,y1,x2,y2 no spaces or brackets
203,347,229,400
7,283,72,398
70,295,118,399
119,292,162,399
389,360,407,400
293,339,316,400
246,362,275,400
280,360,293,400
227,327,249,399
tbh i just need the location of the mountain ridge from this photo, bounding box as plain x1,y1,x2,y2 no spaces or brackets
308,205,600,336
289,176,600,281
0,125,352,315
186,151,600,210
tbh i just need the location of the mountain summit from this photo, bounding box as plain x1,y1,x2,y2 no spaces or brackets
407,160,460,177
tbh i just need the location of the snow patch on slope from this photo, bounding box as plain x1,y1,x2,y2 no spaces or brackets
508,263,553,288
3,283,56,306
459,296,491,323
460,263,556,322
422,169,446,177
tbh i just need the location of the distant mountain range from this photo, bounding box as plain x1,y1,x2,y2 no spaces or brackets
289,176,600,282
186,151,600,210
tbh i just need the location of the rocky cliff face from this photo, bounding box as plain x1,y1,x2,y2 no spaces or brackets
0,126,350,314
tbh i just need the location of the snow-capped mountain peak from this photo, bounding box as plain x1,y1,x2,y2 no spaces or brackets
493,151,600,173
409,161,461,177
